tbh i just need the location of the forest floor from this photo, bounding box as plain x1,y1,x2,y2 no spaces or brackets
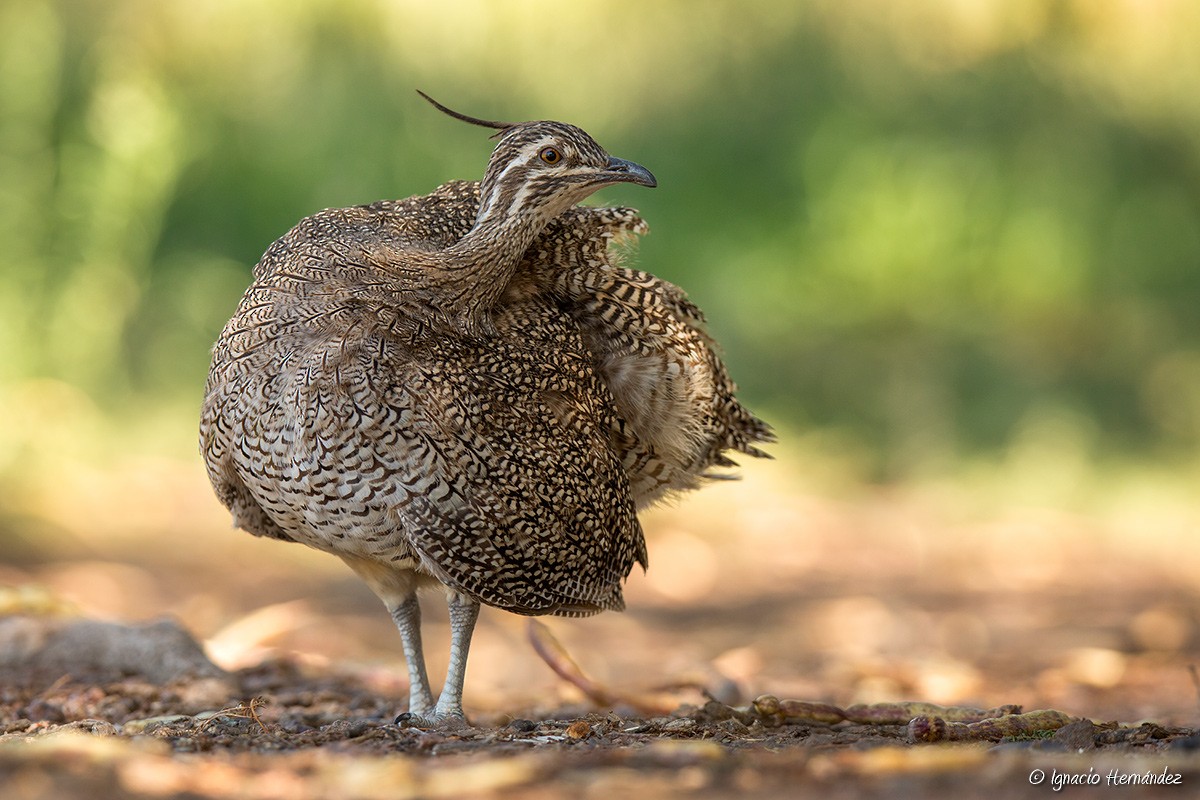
2,457,1200,797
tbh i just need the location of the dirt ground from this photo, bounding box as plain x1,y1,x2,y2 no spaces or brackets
2,456,1200,797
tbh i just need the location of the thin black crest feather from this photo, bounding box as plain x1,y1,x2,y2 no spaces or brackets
417,90,514,138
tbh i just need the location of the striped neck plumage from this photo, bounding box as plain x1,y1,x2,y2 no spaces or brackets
443,176,556,268
429,177,563,335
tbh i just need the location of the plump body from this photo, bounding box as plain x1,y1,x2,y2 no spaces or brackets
203,184,639,615
200,107,770,723
202,180,769,614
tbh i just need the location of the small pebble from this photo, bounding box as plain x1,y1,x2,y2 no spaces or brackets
1171,734,1200,751
664,718,697,732
123,714,192,735
565,720,592,740
717,718,750,735
1050,719,1097,751
340,719,372,738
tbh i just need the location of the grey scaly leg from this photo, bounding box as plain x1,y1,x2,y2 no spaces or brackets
432,593,480,720
388,595,436,719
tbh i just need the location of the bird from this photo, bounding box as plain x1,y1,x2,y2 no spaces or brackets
199,91,773,726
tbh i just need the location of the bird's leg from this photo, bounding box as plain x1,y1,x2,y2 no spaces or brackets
387,594,436,719
432,592,480,720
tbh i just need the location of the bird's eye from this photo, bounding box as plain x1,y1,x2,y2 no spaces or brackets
539,146,562,165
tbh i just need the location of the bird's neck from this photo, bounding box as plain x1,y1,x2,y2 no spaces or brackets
432,203,553,332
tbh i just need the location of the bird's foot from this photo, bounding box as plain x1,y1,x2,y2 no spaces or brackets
394,709,469,730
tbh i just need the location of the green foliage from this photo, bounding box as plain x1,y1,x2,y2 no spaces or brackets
2,0,1198,477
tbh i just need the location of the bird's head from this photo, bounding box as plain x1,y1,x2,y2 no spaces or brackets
418,91,656,227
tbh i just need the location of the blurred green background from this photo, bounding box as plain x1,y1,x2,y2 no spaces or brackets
1,0,1199,513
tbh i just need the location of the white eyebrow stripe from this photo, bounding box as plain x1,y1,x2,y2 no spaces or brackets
478,136,561,218
515,136,558,169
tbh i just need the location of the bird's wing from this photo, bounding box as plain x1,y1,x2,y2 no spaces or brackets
521,207,775,508
378,300,647,616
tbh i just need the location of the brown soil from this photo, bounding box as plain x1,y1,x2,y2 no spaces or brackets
3,461,1200,797
2,655,1198,800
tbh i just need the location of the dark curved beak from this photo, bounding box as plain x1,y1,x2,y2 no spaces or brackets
601,156,657,188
